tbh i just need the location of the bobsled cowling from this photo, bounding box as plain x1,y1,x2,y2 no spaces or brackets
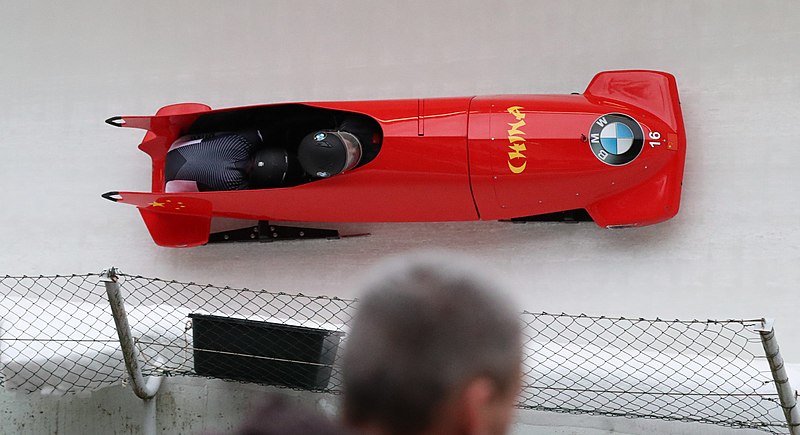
104,70,686,247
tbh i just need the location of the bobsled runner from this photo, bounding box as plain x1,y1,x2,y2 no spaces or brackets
103,70,686,247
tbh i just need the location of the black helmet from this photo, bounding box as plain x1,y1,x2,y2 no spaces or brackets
297,130,362,178
249,147,289,188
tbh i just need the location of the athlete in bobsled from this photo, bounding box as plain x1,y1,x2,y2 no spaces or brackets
164,115,381,192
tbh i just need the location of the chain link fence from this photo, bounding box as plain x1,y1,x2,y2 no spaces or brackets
0,271,794,434
520,314,787,433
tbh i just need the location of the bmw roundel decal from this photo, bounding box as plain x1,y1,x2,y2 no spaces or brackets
589,113,644,166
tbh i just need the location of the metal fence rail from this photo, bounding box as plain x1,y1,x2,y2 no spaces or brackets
0,271,795,434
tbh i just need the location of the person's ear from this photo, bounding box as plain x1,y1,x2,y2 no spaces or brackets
459,377,495,435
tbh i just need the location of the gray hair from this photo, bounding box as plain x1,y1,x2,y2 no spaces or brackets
342,252,522,434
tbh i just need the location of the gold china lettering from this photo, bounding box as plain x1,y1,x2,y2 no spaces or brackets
506,106,527,174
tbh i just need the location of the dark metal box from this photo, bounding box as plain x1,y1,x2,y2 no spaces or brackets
189,313,344,389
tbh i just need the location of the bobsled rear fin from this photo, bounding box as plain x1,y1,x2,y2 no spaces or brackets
584,70,680,130
156,103,212,117
106,191,213,247
139,208,211,248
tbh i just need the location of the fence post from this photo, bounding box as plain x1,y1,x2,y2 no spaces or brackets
100,267,163,402
756,319,799,435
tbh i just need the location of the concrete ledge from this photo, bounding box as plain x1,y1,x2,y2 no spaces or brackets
0,376,775,435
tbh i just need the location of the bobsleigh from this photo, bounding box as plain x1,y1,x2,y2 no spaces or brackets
103,70,686,248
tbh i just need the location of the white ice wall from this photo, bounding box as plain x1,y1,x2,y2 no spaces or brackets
1,1,799,434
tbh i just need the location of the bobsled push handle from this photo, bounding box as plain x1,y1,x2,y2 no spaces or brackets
104,115,154,130
102,191,121,202
105,116,125,127
104,104,212,133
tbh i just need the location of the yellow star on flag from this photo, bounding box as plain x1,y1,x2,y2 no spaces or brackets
148,201,165,208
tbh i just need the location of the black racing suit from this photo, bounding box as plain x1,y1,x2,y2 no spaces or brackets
164,130,262,191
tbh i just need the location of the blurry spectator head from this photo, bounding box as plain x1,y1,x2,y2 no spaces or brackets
342,252,522,435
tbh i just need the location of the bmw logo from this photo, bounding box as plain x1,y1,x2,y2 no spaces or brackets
588,113,644,166
314,132,326,141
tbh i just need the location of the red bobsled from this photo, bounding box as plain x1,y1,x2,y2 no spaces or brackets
104,70,686,248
